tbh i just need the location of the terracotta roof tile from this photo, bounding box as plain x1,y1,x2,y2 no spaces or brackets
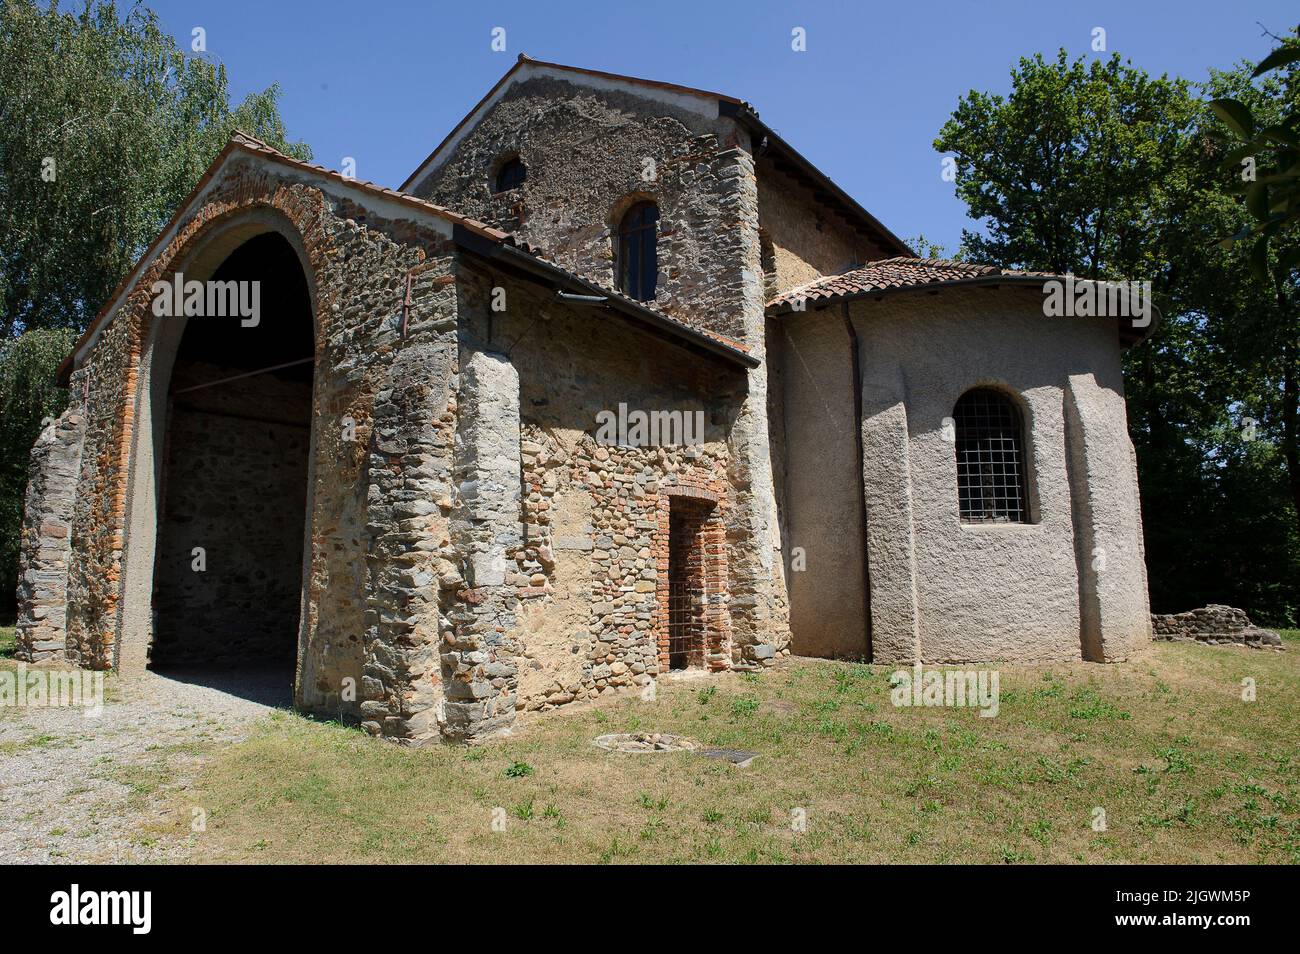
766,257,1058,310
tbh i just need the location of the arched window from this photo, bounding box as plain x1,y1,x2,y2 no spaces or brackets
953,388,1028,523
493,157,526,193
617,200,659,302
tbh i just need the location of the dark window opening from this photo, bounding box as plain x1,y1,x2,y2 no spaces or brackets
954,388,1028,523
493,156,526,193
617,200,659,302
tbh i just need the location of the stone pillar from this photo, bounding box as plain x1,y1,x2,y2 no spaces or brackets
442,349,522,741
1063,373,1151,660
15,405,86,665
724,143,788,667
358,273,459,744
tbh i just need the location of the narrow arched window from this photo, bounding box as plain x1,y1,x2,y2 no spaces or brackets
953,388,1028,523
493,157,526,193
617,201,659,301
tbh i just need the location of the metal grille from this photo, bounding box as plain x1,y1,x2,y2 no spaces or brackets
667,507,706,670
954,388,1027,523
667,583,705,670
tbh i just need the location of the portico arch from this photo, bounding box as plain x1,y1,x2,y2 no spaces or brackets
115,206,323,705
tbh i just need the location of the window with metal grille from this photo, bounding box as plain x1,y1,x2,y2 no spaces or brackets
953,388,1028,523
616,200,659,301
492,157,526,193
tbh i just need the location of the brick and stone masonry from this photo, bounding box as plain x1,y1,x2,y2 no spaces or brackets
16,58,1161,745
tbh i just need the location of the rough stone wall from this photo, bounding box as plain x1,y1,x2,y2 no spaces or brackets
30,119,799,744
412,74,754,341
451,260,745,724
414,70,790,664
852,287,1149,663
64,304,138,670
312,216,458,743
721,145,789,665
756,159,883,297
14,402,85,663
441,349,522,740
1152,605,1283,648
45,155,459,746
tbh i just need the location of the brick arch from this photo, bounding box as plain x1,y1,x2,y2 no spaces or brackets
107,173,334,674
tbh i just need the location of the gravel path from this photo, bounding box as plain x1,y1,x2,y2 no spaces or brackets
0,667,290,864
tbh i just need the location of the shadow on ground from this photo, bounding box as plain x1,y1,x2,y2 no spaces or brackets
147,665,295,709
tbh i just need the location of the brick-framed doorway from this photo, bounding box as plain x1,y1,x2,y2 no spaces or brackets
655,485,729,672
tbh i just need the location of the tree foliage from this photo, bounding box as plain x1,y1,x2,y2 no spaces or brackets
935,51,1199,281
1207,27,1300,280
0,0,311,338
0,327,75,613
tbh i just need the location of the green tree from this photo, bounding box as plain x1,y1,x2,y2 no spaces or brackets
0,327,76,615
1207,27,1300,279
935,50,1199,280
1201,35,1300,558
935,48,1300,624
0,0,311,337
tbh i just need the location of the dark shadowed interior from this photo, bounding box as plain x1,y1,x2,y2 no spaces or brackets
148,232,313,701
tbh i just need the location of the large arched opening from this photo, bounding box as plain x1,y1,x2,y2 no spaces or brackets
116,216,318,704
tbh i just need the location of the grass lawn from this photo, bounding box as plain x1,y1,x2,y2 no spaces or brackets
145,633,1300,864
0,619,14,658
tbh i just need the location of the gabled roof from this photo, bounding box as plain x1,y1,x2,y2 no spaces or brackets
59,132,756,382
399,55,913,257
766,257,1156,345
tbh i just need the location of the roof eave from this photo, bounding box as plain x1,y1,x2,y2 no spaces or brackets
724,102,914,259
454,224,758,369
766,274,1160,347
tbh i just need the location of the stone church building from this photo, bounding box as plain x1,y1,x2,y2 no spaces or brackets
15,57,1153,743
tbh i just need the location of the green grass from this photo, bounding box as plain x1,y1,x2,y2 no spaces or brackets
0,620,15,658
140,639,1300,864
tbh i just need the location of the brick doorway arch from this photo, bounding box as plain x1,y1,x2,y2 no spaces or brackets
115,208,324,705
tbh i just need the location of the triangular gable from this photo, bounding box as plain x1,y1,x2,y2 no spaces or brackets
399,56,912,257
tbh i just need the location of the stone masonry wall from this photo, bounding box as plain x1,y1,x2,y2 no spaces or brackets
756,158,884,297
451,259,742,724
1152,605,1283,648
29,135,791,743
415,70,790,668
413,74,755,342
15,402,85,663
47,155,459,746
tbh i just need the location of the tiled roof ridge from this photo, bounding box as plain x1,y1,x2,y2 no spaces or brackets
765,257,1060,310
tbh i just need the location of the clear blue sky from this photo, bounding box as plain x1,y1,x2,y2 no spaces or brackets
147,0,1295,254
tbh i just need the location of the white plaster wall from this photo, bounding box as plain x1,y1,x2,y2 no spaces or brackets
775,310,870,658
852,286,1149,663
